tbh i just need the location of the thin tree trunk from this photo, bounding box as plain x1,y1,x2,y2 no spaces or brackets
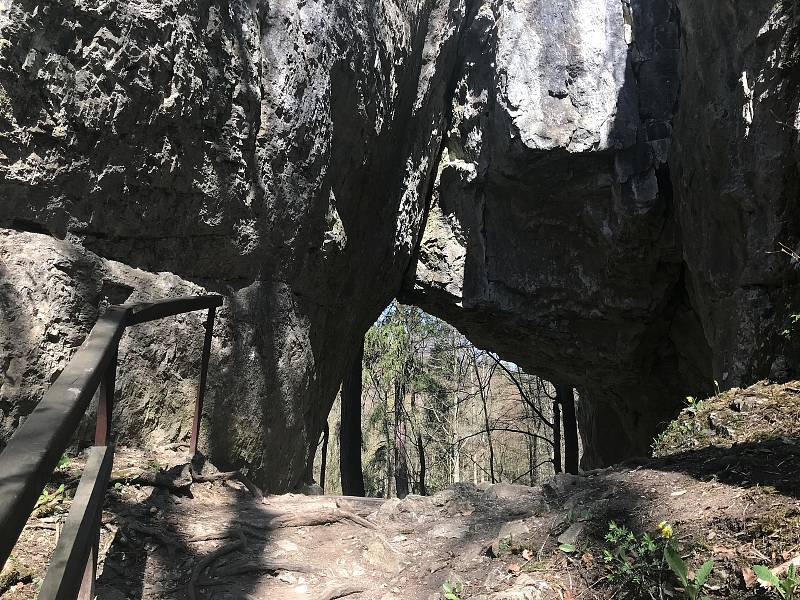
383,398,392,498
417,431,427,495
394,380,409,499
320,422,329,493
340,339,365,496
471,352,496,483
479,381,496,484
552,397,562,474
556,384,579,475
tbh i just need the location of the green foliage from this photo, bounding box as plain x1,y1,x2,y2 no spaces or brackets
664,544,713,600
782,314,800,339
684,396,703,415
752,563,799,599
559,543,577,553
35,483,65,509
601,521,668,599
56,454,71,470
442,579,463,600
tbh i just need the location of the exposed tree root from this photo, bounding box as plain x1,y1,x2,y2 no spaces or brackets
190,465,240,483
316,584,366,600
265,508,376,530
196,559,313,584
188,529,246,600
237,473,265,500
110,467,191,492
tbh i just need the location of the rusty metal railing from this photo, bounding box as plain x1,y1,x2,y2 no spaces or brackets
0,294,223,599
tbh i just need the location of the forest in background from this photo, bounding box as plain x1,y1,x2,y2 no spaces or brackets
313,302,582,497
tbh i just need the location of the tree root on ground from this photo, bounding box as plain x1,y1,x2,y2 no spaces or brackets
316,584,366,600
264,508,376,530
188,529,247,600
120,520,181,559
189,465,240,483
195,559,313,584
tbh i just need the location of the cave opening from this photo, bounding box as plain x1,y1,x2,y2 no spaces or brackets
311,300,581,498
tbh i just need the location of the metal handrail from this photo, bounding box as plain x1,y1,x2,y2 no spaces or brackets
0,294,222,599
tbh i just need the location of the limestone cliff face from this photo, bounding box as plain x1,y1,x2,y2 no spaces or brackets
1,0,799,480
671,2,800,388
0,0,469,490
402,0,696,465
403,0,800,465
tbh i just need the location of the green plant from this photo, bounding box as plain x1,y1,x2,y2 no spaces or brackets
782,314,800,339
664,544,713,600
601,521,669,599
442,579,462,600
34,484,65,509
684,396,702,415
56,454,71,470
752,563,799,599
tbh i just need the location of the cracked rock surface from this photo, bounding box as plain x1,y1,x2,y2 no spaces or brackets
1,0,800,480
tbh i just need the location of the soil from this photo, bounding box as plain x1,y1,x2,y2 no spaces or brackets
2,381,799,600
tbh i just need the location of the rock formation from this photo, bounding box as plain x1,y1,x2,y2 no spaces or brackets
1,0,798,484
402,0,800,466
0,0,469,490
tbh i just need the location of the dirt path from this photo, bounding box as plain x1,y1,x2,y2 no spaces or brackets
3,382,800,599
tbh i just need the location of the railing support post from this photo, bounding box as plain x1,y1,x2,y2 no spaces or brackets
94,349,117,446
190,307,216,456
76,546,96,600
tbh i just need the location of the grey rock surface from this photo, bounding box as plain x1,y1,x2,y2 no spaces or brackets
1,0,799,482
402,0,694,465
0,0,469,490
402,0,800,465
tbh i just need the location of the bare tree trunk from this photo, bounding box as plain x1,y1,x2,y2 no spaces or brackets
383,394,393,498
320,422,329,493
451,334,461,484
552,396,562,474
471,352,496,483
452,446,460,482
394,380,409,499
340,339,365,496
479,382,496,484
556,384,579,475
417,431,427,495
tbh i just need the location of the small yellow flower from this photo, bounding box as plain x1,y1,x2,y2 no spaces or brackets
657,521,673,538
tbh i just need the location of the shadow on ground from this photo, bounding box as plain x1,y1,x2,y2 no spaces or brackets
642,437,800,499
97,452,274,600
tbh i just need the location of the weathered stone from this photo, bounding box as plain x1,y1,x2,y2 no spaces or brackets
490,519,529,556
401,0,697,467
431,522,470,540
402,0,800,467
2,0,799,481
0,0,470,491
485,483,538,500
557,523,584,547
